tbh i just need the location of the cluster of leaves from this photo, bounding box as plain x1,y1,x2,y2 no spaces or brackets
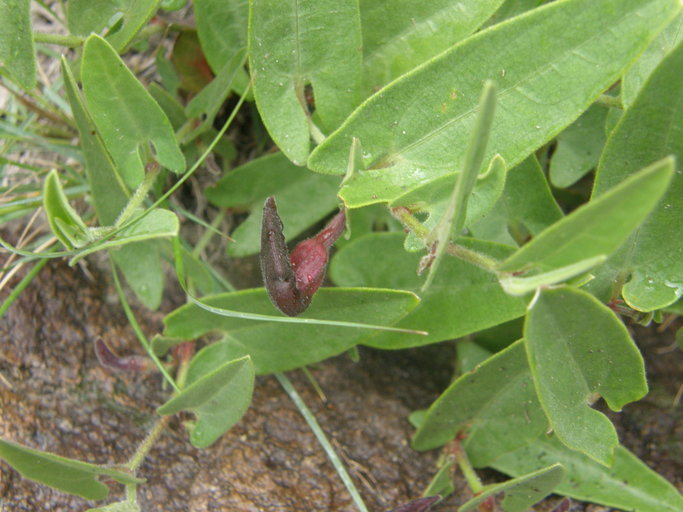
0,0,682,511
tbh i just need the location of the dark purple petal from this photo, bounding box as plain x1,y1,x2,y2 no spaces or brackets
260,196,307,317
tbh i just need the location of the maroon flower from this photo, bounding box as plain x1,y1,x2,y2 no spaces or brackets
260,196,345,316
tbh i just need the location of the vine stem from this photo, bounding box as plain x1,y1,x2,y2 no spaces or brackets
126,415,171,472
115,163,161,227
450,440,483,494
275,372,369,512
390,206,501,272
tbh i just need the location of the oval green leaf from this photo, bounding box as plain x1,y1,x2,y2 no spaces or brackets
249,0,363,164
161,287,419,373
157,355,255,448
524,287,648,465
309,0,679,207
412,340,548,467
0,438,142,501
82,34,185,189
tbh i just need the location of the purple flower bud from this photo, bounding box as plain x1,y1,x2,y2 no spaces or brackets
260,196,346,316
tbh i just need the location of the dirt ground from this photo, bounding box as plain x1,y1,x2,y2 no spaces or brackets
0,255,681,512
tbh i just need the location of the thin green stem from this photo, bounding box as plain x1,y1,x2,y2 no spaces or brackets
275,373,368,512
390,206,501,272
34,32,83,47
115,163,161,227
110,261,180,393
126,415,171,471
301,367,327,403
192,208,227,258
453,442,483,494
0,257,48,317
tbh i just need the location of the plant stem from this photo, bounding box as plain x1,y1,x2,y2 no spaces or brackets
0,257,48,316
126,415,171,472
390,206,501,272
33,32,83,47
115,163,161,227
192,208,227,258
275,373,369,512
111,262,180,393
452,441,483,494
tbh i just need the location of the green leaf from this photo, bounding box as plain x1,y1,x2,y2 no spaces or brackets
591,42,683,311
0,0,36,89
308,0,679,206
183,48,245,142
67,0,162,52
194,0,248,73
622,12,683,109
43,170,90,250
421,81,497,291
157,355,254,448
491,436,683,512
549,104,608,188
82,34,185,189
524,287,648,465
360,0,505,90
0,438,142,501
160,287,419,373
412,340,548,467
111,241,164,310
330,233,528,349
459,464,565,512
470,155,563,245
61,57,130,225
205,152,340,257
249,0,363,164
498,158,674,273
